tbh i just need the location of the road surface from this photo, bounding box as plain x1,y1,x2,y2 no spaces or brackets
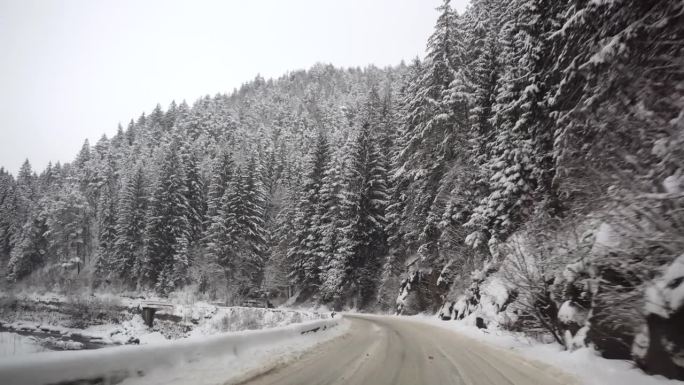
235,315,577,385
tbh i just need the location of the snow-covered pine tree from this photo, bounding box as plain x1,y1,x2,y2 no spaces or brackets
113,162,148,285
321,123,389,307
141,138,191,294
181,140,206,243
379,60,422,307
386,1,463,312
14,160,37,228
550,0,683,199
0,169,18,265
393,0,459,252
219,166,248,296
6,202,49,281
287,132,330,298
146,104,166,143
93,145,119,280
93,178,117,279
458,0,504,143
237,156,268,292
73,139,98,207
204,171,239,292
465,0,563,249
205,149,234,222
162,100,179,132
38,162,56,194
316,147,347,303
44,185,91,273
429,0,508,294
262,190,297,298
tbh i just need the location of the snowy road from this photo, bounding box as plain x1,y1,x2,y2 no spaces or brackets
235,315,578,385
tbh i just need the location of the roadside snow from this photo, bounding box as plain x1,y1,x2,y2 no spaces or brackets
409,315,681,385
188,306,325,337
124,317,350,385
0,316,348,385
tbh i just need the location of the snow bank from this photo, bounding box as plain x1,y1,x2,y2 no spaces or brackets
0,317,346,385
188,306,325,337
410,315,681,385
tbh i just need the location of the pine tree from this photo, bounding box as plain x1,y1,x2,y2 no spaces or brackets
287,133,330,296
0,169,17,263
400,0,459,164
181,142,206,242
49,185,91,270
94,181,117,279
383,1,463,312
380,61,423,301
320,124,389,306
142,140,191,294
204,171,239,291
263,192,297,298
205,149,234,222
113,163,148,284
392,0,460,257
317,146,348,303
14,160,36,226
94,146,119,280
465,0,564,248
74,139,97,205
238,156,268,291
7,203,49,281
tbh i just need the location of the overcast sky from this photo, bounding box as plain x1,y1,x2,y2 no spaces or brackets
0,0,469,174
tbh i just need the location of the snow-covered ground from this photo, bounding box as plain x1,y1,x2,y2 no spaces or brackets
409,315,683,385
0,292,328,353
2,315,156,346
0,316,348,385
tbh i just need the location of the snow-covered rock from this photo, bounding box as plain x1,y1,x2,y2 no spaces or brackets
557,300,587,326
645,254,684,319
663,172,684,194
634,255,684,379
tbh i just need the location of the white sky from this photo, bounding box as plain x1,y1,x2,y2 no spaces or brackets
0,0,469,175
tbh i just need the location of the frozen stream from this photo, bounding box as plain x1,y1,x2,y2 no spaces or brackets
0,332,48,357
0,327,109,357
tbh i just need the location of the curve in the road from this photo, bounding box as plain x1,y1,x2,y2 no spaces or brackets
233,315,578,385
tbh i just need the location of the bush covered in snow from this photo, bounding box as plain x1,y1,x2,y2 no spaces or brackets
440,200,684,380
